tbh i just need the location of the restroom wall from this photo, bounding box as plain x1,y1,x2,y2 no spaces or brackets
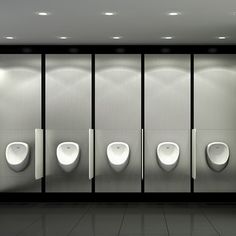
46,55,91,192
194,54,236,192
145,54,191,192
95,54,141,192
0,54,41,192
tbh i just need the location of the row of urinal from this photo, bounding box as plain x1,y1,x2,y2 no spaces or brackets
103,141,230,172
5,140,230,173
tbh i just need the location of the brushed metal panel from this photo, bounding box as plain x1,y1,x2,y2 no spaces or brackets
194,130,236,192
45,129,90,192
145,55,190,192
0,55,41,130
95,55,141,192
195,54,236,130
0,55,41,192
145,54,190,130
95,130,141,192
0,130,41,192
46,54,91,192
95,54,141,130
194,55,236,192
145,130,190,192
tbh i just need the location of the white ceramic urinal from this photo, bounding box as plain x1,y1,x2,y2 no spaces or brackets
6,142,30,172
157,142,180,172
206,142,229,172
107,142,130,172
56,142,80,173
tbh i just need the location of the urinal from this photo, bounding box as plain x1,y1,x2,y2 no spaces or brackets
5,142,30,172
56,142,80,173
206,142,229,172
107,142,130,172
157,142,180,172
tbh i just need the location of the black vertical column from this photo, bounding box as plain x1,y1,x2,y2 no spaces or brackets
141,54,145,193
91,54,95,193
41,54,46,193
190,54,194,193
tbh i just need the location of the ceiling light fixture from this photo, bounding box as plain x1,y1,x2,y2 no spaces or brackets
217,36,228,40
168,12,181,16
111,36,122,40
102,12,117,16
4,36,15,40
58,36,69,40
161,36,173,40
35,12,51,16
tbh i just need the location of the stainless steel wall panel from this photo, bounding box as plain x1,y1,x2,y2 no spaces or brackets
0,55,41,192
46,54,91,192
95,54,141,192
194,55,236,192
145,54,191,192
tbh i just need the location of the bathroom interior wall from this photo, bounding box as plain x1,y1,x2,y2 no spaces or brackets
46,54,91,192
194,54,236,192
0,54,41,192
95,54,141,192
145,54,191,192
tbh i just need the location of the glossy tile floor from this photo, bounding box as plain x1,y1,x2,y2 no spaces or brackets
0,202,235,236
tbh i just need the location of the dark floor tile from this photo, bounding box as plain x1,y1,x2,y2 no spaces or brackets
119,204,168,235
0,214,39,236
201,205,236,236
163,205,219,235
17,203,89,236
68,204,126,236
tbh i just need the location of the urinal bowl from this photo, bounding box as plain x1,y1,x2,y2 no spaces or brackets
5,142,30,172
56,142,80,173
157,142,180,172
206,142,229,172
107,142,130,172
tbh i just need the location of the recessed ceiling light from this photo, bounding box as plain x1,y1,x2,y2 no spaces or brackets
167,12,181,16
58,36,69,40
111,36,122,40
217,36,228,40
35,12,51,16
102,12,117,16
4,36,15,40
161,36,173,40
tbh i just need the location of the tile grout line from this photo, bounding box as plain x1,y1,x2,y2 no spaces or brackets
66,204,92,236
117,203,128,236
15,215,42,236
162,204,170,236
199,205,221,236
